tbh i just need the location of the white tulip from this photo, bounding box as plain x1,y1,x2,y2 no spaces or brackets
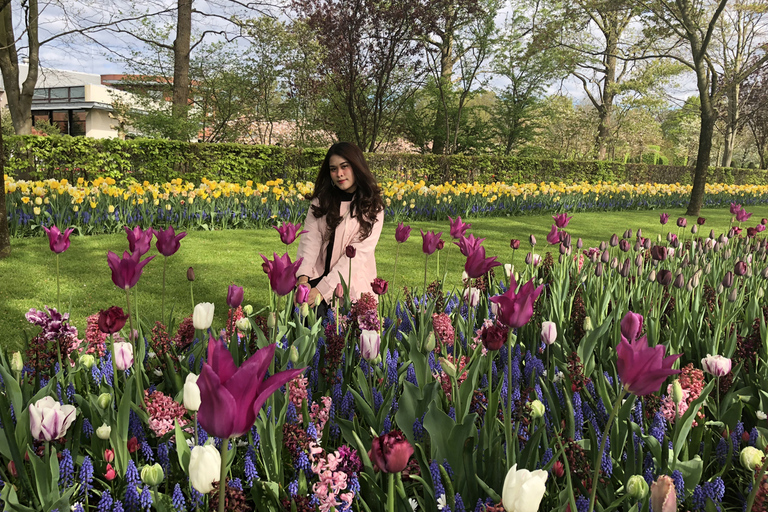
183,373,201,412
189,444,221,494
502,464,548,512
193,303,215,330
96,423,112,440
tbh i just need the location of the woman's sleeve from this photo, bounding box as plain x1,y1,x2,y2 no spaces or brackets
296,200,323,278
316,208,385,302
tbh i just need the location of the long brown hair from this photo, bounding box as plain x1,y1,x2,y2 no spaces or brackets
309,142,384,240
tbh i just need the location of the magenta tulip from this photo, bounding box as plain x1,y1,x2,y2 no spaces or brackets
546,225,560,245
273,222,308,245
125,226,153,256
616,324,681,395
620,311,644,342
552,213,573,228
448,216,471,239
730,202,742,215
43,225,74,254
227,284,244,308
197,338,304,438
455,234,486,257
369,431,414,473
155,226,186,257
260,253,303,296
395,223,412,243
489,277,543,328
736,208,753,222
107,250,155,290
420,229,443,255
295,284,310,304
464,246,501,279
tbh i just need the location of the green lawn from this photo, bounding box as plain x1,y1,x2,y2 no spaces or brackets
2,206,767,349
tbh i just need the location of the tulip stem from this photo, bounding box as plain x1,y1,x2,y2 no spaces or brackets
218,438,230,512
392,244,400,298
505,329,514,467
162,256,167,323
387,472,395,512
190,281,195,312
56,253,61,312
193,412,198,446
423,253,429,301
587,389,625,512
745,452,768,512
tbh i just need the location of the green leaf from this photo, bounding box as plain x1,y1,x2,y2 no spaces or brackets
175,419,192,472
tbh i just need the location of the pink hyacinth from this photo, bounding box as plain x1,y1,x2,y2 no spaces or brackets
144,389,188,437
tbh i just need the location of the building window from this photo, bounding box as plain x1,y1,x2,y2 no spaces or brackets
52,111,68,134
71,110,86,136
31,86,86,103
32,109,88,136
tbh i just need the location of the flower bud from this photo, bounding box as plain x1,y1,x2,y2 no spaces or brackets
530,400,545,419
243,304,253,315
423,332,436,353
335,283,344,299
540,321,557,346
671,380,684,405
673,273,685,289
235,317,251,332
187,267,195,281
104,449,115,463
96,423,112,440
440,357,457,378
529,234,537,247
595,262,604,277
10,352,23,373
189,445,221,494
648,269,657,282
583,316,593,332
289,345,299,363
141,463,165,486
183,374,201,412
300,302,309,317
627,475,649,499
314,293,323,307
741,446,764,471
79,353,95,369
97,393,112,409
504,264,513,279
727,287,739,303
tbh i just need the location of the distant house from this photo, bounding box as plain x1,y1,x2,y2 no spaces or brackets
0,64,143,138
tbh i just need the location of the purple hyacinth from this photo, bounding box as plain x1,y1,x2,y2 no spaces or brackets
140,441,154,462
454,493,466,512
157,443,170,475
671,470,685,502
288,479,299,496
572,391,584,440
244,450,259,486
429,461,445,497
82,418,93,438
79,456,93,496
97,490,114,512
650,411,666,444
139,486,153,510
171,484,186,512
59,449,74,489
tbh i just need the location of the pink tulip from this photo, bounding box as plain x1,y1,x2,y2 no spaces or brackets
552,213,573,228
125,226,153,256
107,250,155,290
295,284,310,304
701,354,732,377
455,234,486,257
448,216,471,239
546,225,560,245
617,317,681,395
273,222,308,245
368,431,414,473
489,277,543,328
114,342,134,370
464,246,501,279
541,321,557,345
197,338,304,438
620,311,644,343
154,226,186,257
43,225,74,254
420,229,443,255
226,284,244,308
260,253,304,296
650,475,676,512
395,222,412,243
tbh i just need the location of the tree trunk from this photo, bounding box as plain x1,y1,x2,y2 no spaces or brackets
0,111,9,258
432,33,453,155
687,66,717,216
171,0,193,137
721,83,739,167
595,24,618,160
0,0,38,135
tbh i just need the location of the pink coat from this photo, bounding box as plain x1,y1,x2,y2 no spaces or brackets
296,198,384,303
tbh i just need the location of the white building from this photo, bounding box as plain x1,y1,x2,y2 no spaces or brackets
0,64,141,138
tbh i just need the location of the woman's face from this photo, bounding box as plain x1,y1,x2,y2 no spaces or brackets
329,154,357,193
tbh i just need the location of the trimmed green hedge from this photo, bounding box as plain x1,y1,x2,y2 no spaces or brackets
4,134,768,185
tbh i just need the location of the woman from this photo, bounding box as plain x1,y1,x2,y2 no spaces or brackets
295,142,385,307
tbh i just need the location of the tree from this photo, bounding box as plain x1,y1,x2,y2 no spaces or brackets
740,65,768,168
641,0,768,215
293,0,427,151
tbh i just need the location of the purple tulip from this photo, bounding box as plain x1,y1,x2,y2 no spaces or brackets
155,226,186,257
197,338,304,438
395,223,412,243
369,431,414,473
510,239,521,250
617,327,681,396
260,253,304,296
273,222,308,245
552,213,573,228
107,250,155,290
346,245,357,258
489,277,543,328
659,213,669,225
295,284,310,304
546,225,560,245
730,202,742,215
736,209,753,222
125,226,154,256
454,234,486,257
448,216,471,239
227,284,244,308
620,311,644,342
676,217,687,228
43,225,74,254
464,246,501,279
420,229,443,255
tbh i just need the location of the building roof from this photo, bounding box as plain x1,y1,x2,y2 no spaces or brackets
0,64,104,90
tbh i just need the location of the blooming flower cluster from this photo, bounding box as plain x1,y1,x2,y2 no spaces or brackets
144,389,189,437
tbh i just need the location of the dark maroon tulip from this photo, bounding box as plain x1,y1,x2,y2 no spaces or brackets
464,246,501,279
489,277,543,328
510,239,521,250
107,250,155,290
481,321,508,351
420,229,443,255
455,234,486,257
436,240,445,251
762,218,767,225
43,225,74,254
371,278,389,295
748,227,758,238
259,253,304,296
595,262,604,277
650,245,668,261
227,284,244,308
346,245,357,258
369,431,414,473
660,213,669,225
448,216,471,239
187,267,195,281
559,231,571,248
155,226,186,257
657,269,673,287
734,261,747,276
619,239,631,253
623,229,632,239
125,226,153,256
98,306,129,334
619,259,631,277
722,271,734,288
676,217,687,228
697,217,706,225
601,249,610,263
609,234,619,247
636,229,643,239
273,222,308,245
395,223,412,243
673,273,685,288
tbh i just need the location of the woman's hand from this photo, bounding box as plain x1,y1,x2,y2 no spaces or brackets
307,287,322,306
